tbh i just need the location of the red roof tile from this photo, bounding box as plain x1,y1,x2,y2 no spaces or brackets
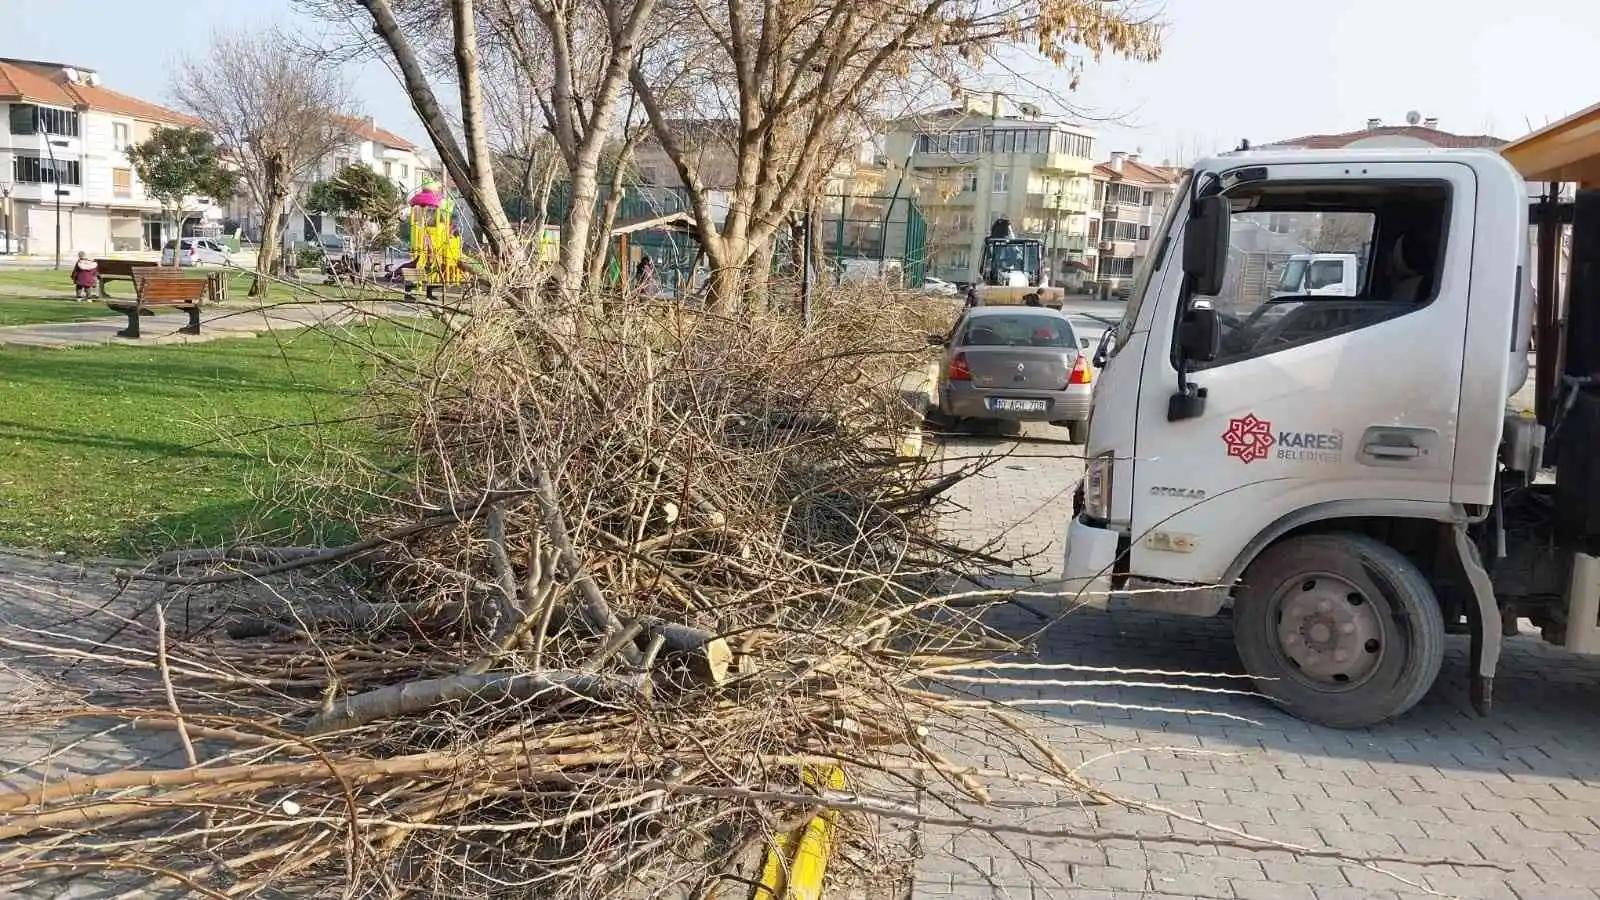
1093,158,1178,184
1263,125,1507,150
335,116,417,151
0,59,196,126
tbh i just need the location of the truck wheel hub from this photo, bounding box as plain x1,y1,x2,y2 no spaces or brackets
1275,575,1383,685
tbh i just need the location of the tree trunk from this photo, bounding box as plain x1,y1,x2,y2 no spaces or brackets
450,0,515,260
585,145,634,294
705,262,744,315
252,182,287,298
561,167,598,299
741,235,775,313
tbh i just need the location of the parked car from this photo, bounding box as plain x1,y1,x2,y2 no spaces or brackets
927,306,1095,442
0,231,18,254
160,238,232,267
315,233,350,254
922,276,958,297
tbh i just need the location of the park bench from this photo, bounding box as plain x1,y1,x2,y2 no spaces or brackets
94,258,158,298
138,266,227,303
105,272,207,339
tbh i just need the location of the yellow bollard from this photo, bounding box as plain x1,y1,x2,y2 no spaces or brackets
752,766,847,900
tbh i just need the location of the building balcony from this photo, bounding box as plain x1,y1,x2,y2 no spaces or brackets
1057,235,1089,252
1028,153,1095,173
1026,192,1092,212
1097,239,1137,258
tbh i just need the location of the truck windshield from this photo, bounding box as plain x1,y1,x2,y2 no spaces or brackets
1110,170,1191,356
1276,258,1308,293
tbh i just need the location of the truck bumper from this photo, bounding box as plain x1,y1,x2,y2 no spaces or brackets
1060,515,1119,610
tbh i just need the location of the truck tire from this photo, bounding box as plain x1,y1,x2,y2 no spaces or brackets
1232,533,1445,728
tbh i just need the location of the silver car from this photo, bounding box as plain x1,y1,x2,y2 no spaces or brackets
928,306,1094,442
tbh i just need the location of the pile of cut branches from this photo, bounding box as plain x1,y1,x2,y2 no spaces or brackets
0,283,1067,898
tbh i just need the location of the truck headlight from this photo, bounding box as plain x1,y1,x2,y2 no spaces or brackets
1083,451,1113,521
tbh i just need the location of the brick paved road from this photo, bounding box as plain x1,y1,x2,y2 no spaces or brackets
915,421,1600,900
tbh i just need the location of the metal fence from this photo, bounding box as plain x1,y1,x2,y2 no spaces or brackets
810,193,928,288
503,186,928,290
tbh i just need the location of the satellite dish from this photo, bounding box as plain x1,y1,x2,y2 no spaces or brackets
1405,110,1422,126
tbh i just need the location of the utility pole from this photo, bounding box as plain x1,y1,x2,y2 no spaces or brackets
973,92,1002,278
0,181,11,255
44,138,71,270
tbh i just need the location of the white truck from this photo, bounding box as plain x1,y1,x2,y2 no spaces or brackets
1061,147,1600,728
1271,252,1362,298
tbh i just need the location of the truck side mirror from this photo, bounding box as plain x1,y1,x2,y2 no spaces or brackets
1182,196,1230,297
1177,301,1221,363
1092,328,1114,368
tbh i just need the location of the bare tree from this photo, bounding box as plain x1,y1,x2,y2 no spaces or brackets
1315,213,1372,254
173,28,355,295
300,0,657,295
630,0,1163,311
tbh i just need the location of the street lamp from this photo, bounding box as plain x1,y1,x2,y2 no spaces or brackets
0,179,11,255
44,137,72,270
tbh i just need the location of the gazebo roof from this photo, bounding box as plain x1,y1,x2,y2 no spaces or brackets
1502,101,1600,185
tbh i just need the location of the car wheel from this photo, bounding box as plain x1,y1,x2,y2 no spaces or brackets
1232,533,1445,728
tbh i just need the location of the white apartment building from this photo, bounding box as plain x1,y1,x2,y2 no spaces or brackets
1089,151,1181,289
255,116,431,245
0,57,222,257
883,96,1099,289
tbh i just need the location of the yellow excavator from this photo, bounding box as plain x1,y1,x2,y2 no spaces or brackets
963,217,1065,309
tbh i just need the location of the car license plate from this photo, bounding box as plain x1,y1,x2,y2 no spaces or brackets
989,398,1047,412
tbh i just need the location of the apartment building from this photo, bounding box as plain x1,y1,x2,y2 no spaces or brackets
236,116,431,245
1089,151,1181,289
883,96,1098,288
0,57,220,257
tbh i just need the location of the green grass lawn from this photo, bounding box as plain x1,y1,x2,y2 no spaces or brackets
0,266,400,328
0,298,126,327
0,324,426,556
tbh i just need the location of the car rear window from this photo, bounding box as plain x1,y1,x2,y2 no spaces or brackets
960,315,1076,348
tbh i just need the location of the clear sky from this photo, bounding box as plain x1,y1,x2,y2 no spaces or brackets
5,0,1599,165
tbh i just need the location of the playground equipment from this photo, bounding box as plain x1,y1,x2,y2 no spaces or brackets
405,179,466,287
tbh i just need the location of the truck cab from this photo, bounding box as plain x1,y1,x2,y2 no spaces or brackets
1271,252,1363,298
1059,147,1600,728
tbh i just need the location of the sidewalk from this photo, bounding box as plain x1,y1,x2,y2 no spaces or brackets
0,298,415,349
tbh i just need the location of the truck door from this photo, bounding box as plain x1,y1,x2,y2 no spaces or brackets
1127,162,1478,585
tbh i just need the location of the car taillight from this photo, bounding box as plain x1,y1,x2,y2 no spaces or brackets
948,352,972,381
1068,354,1093,385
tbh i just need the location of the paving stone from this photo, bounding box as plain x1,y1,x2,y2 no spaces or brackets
908,422,1600,899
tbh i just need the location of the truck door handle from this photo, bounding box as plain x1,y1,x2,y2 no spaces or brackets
1362,441,1420,458
1357,426,1438,467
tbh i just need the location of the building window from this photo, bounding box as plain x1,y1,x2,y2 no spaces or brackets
1088,219,1100,241
961,170,978,193
334,157,350,172
7,104,81,138
383,161,393,178
1140,190,1153,207
1052,132,1094,157
992,170,1010,193
113,168,132,198
1093,182,1104,206
1104,221,1140,242
113,122,130,151
400,164,409,180
13,155,81,186
917,130,980,155
948,249,970,269
1139,225,1151,241
1098,256,1137,278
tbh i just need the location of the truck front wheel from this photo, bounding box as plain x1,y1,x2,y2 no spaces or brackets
1233,533,1445,728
